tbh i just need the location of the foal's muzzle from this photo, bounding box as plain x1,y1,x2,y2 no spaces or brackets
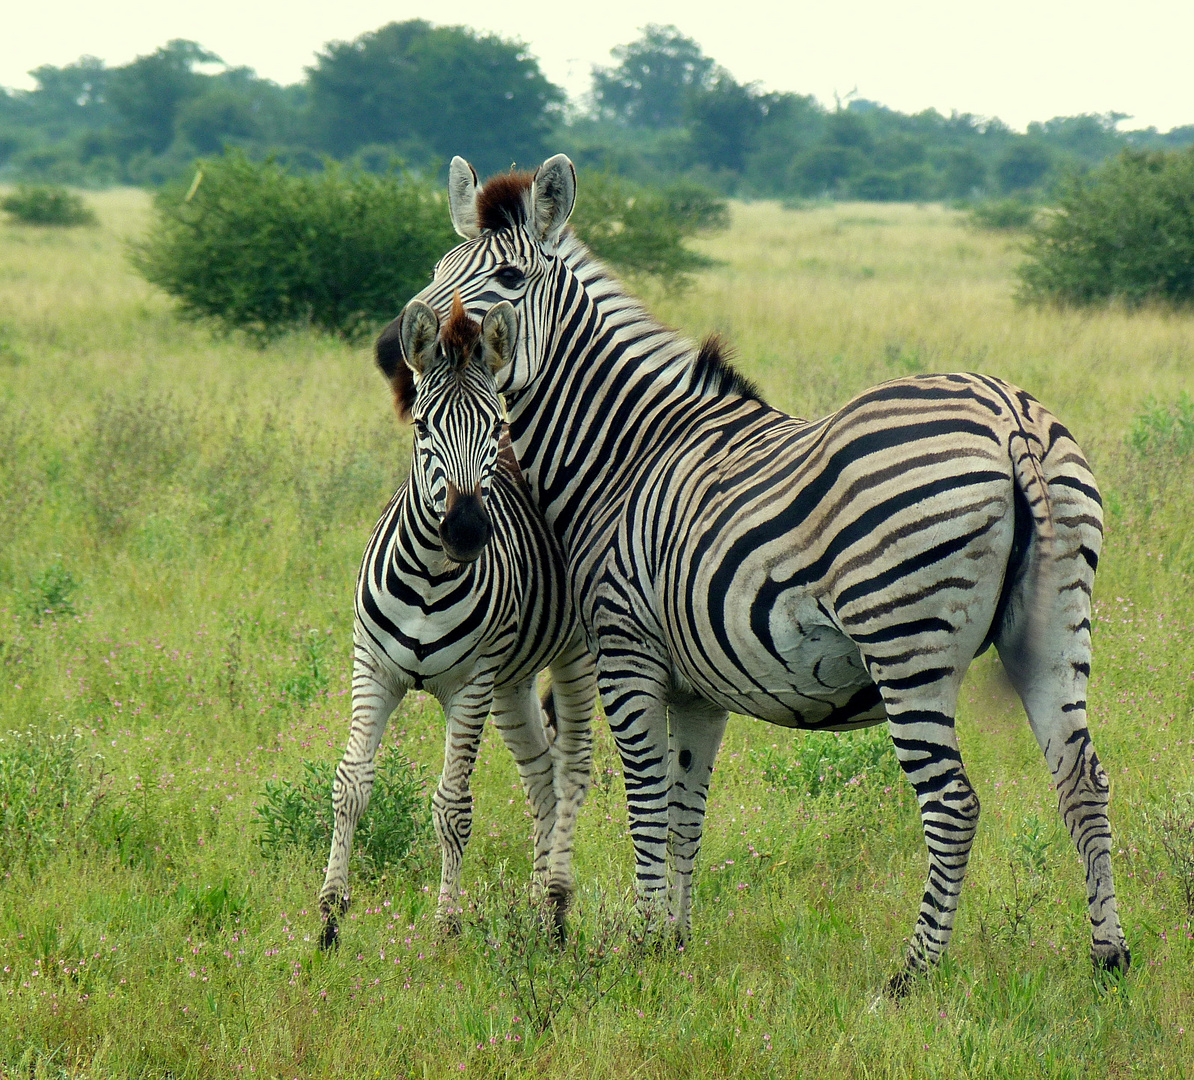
440,486,492,563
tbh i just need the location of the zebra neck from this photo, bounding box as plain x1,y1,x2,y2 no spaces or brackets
505,242,761,551
396,470,458,574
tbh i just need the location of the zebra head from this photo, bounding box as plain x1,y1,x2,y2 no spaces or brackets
380,293,517,563
407,154,577,396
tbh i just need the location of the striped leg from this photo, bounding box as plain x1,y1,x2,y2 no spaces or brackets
319,644,405,948
542,636,597,934
868,663,976,994
491,677,559,897
433,675,497,934
666,697,728,943
997,490,1129,974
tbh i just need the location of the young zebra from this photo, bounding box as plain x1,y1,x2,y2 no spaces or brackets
397,155,1130,991
318,295,595,946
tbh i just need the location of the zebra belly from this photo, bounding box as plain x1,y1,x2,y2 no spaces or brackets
668,588,882,729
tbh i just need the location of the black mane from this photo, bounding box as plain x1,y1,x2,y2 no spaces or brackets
693,334,764,403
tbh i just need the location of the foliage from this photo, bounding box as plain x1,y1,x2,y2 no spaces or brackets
1018,148,1194,307
1,184,95,226
1127,393,1194,456
306,20,564,175
752,727,901,797
0,728,105,872
131,151,457,341
570,171,728,289
966,197,1038,231
255,753,431,879
1154,794,1194,915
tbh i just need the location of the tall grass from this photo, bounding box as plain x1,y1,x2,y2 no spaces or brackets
0,190,1192,1077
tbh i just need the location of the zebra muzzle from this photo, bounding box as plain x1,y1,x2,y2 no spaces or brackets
441,484,492,563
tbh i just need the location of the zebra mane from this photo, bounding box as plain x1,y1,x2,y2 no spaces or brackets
557,231,766,406
476,171,535,233
692,334,764,403
441,292,481,368
375,318,416,422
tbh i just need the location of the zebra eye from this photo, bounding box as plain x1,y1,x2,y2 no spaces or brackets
493,264,525,288
493,419,504,438
414,420,430,440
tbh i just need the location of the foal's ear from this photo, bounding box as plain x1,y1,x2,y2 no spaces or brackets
531,154,576,248
399,300,440,375
481,301,518,373
448,156,481,239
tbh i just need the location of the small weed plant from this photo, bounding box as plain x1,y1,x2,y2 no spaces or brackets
1155,793,1194,915
1128,392,1194,457
752,726,901,797
1,184,96,227
256,751,431,878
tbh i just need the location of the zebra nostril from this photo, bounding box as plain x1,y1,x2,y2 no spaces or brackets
439,493,491,562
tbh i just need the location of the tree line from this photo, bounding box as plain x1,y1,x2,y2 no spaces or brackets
2,21,1192,199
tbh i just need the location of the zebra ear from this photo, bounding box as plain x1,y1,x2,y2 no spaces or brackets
481,301,518,373
531,154,576,247
399,300,440,375
448,156,480,239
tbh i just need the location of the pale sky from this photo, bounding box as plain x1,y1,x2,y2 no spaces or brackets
3,1,1193,133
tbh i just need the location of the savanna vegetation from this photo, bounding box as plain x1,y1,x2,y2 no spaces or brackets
3,21,1193,200
0,188,1192,1078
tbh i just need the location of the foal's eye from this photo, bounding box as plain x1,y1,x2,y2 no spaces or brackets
493,264,525,288
414,421,430,439
493,419,504,437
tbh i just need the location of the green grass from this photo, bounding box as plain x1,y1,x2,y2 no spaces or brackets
1,190,1193,1078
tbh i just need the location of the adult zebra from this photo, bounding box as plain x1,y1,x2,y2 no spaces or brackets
398,155,1129,990
318,295,595,947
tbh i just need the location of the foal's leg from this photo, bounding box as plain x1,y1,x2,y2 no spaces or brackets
319,645,405,948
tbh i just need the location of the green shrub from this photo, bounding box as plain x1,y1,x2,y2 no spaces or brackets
752,727,901,797
967,197,1037,231
131,151,458,342
256,751,431,878
1018,148,1194,307
570,170,728,289
1127,392,1194,456
0,184,96,226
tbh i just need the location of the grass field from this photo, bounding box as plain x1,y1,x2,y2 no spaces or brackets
1,189,1192,1078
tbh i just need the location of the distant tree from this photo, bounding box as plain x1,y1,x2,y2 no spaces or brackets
824,110,874,151
938,148,988,198
1028,113,1126,164
742,92,825,194
995,142,1053,192
307,20,563,175
791,144,867,194
592,25,715,129
175,89,260,154
686,74,766,173
107,40,219,154
25,57,112,133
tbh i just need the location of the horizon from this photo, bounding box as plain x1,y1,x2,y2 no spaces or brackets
3,2,1194,135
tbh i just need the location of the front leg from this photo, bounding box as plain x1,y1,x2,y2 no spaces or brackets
667,697,728,943
433,676,496,934
319,644,405,948
597,662,672,936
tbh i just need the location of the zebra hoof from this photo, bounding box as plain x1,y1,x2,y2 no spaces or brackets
319,918,340,951
885,964,924,1000
1092,940,1131,977
436,910,463,938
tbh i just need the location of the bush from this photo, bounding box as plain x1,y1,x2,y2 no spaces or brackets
1018,148,1194,307
0,184,96,226
131,151,458,342
967,197,1038,231
255,751,431,878
1127,392,1194,456
570,170,728,289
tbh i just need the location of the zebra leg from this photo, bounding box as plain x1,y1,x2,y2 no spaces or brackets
490,677,558,900
869,668,976,995
996,528,1129,975
318,646,405,949
433,678,496,934
542,638,597,938
666,697,728,944
597,667,673,936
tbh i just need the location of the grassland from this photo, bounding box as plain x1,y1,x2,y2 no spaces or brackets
0,189,1192,1079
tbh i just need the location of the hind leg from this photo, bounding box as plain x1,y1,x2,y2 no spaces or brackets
997,575,1129,974
542,637,596,936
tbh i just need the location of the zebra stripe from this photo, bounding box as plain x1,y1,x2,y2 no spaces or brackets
318,297,596,946
398,155,1129,989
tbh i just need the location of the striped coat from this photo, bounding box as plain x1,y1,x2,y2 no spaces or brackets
318,298,595,946
401,155,1129,990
